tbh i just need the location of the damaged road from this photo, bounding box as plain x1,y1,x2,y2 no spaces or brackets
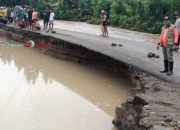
0,23,180,130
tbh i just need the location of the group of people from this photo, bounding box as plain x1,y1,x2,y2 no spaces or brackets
157,13,180,75
0,6,55,31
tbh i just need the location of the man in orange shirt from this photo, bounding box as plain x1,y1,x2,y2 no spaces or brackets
18,17,26,28
157,16,179,75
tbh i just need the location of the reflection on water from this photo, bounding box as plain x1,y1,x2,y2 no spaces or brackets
0,36,132,130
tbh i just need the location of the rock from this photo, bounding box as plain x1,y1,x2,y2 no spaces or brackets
126,97,134,103
177,120,180,128
170,121,177,127
126,114,134,121
46,31,49,33
155,55,160,58
51,31,56,33
148,52,156,58
121,101,126,107
133,96,148,106
112,120,115,125
119,44,123,47
154,87,160,92
111,43,117,46
145,85,152,89
159,122,168,127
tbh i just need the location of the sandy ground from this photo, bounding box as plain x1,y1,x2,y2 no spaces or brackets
39,20,159,44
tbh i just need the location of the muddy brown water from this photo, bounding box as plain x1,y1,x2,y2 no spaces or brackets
0,34,132,130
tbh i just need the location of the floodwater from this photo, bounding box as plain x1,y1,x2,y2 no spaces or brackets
39,20,159,44
0,35,132,130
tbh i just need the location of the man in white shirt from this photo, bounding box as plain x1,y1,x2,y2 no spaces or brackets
49,9,55,30
175,13,180,50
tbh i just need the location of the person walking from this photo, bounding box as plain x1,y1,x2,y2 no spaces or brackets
43,6,50,30
103,9,109,37
157,16,179,75
175,13,180,51
100,10,104,36
27,7,33,30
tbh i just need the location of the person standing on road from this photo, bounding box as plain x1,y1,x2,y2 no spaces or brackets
7,7,11,23
10,9,13,23
32,8,37,30
175,13,180,51
20,9,24,19
103,9,109,37
36,9,40,21
0,7,4,21
157,16,179,75
17,8,21,22
3,7,7,20
27,8,33,30
43,6,50,30
100,10,104,36
49,9,55,30
13,8,17,24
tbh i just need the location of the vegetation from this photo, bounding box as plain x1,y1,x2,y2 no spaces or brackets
55,0,180,34
0,0,180,34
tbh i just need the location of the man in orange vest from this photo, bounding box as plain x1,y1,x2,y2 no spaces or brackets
157,16,179,75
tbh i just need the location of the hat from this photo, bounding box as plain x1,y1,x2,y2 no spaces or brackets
175,13,180,16
101,10,104,13
163,16,171,20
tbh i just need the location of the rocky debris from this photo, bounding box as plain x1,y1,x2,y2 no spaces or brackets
113,96,149,130
155,55,160,58
51,31,56,33
111,43,117,46
170,121,177,127
7,32,23,42
148,52,156,58
119,44,123,47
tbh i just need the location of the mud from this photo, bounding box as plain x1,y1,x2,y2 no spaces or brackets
0,24,180,130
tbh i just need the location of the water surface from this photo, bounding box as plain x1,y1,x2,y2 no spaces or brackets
0,36,132,130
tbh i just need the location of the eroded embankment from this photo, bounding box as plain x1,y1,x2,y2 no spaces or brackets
0,24,180,130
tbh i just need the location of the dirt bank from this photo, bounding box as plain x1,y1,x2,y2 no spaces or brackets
0,24,180,130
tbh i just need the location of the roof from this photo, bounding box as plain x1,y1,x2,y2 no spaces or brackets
51,2,59,7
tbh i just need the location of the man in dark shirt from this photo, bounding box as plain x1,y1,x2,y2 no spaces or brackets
16,8,21,22
43,6,50,29
103,9,109,37
27,7,32,30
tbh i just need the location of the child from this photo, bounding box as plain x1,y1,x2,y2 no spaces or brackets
49,9,55,30
100,10,104,36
